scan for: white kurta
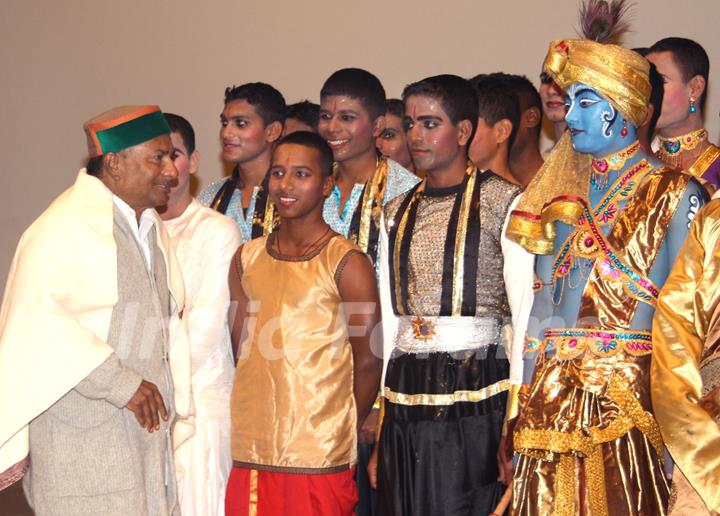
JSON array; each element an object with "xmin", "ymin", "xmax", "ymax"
[{"xmin": 165, "ymin": 199, "xmax": 241, "ymax": 516}]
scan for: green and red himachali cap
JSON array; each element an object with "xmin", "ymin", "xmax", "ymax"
[{"xmin": 84, "ymin": 105, "xmax": 171, "ymax": 157}]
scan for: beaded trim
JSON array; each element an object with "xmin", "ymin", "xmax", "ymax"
[
  {"xmin": 524, "ymin": 335, "xmax": 542, "ymax": 354},
  {"xmin": 571, "ymin": 203, "xmax": 660, "ymax": 304},
  {"xmin": 550, "ymin": 160, "xmax": 653, "ymax": 303},
  {"xmin": 591, "ymin": 141, "xmax": 641, "ymax": 174},
  {"xmin": 656, "ymin": 129, "xmax": 710, "ymax": 169},
  {"xmin": 658, "ymin": 128, "xmax": 707, "ymax": 155},
  {"xmin": 541, "ymin": 328, "xmax": 652, "ymax": 359},
  {"xmin": 0, "ymin": 455, "xmax": 29, "ymax": 490}
]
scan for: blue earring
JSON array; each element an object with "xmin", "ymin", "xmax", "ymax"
[{"xmin": 689, "ymin": 98, "xmax": 697, "ymax": 114}]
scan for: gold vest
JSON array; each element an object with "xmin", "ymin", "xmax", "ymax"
[{"xmin": 231, "ymin": 234, "xmax": 360, "ymax": 473}]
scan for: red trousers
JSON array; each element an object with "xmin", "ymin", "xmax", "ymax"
[{"xmin": 225, "ymin": 466, "xmax": 358, "ymax": 516}]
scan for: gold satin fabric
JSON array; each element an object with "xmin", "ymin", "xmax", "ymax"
[
  {"xmin": 506, "ymin": 132, "xmax": 591, "ymax": 255},
  {"xmin": 688, "ymin": 144, "xmax": 720, "ymax": 180},
  {"xmin": 579, "ymin": 169, "xmax": 690, "ymax": 329},
  {"xmin": 356, "ymin": 156, "xmax": 388, "ymax": 253},
  {"xmin": 513, "ymin": 352, "xmax": 668, "ymax": 515},
  {"xmin": 513, "ymin": 171, "xmax": 691, "ymax": 514},
  {"xmin": 669, "ymin": 468, "xmax": 717, "ymax": 515},
  {"xmin": 231, "ymin": 235, "xmax": 359, "ymax": 472},
  {"xmin": 652, "ymin": 199, "xmax": 720, "ymax": 513}
]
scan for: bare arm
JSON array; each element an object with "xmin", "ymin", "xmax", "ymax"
[
  {"xmin": 337, "ymin": 251, "xmax": 383, "ymax": 431},
  {"xmin": 228, "ymin": 245, "xmax": 249, "ymax": 362}
]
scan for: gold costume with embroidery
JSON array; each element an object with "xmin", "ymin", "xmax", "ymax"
[
  {"xmin": 652, "ymin": 199, "xmax": 720, "ymax": 515},
  {"xmin": 656, "ymin": 130, "xmax": 720, "ymax": 195},
  {"xmin": 513, "ymin": 169, "xmax": 690, "ymax": 515},
  {"xmin": 507, "ymin": 32, "xmax": 695, "ymax": 515}
]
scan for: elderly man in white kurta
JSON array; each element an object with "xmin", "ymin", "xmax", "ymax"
[
  {"xmin": 160, "ymin": 113, "xmax": 241, "ymax": 516},
  {"xmin": 0, "ymin": 105, "xmax": 192, "ymax": 516}
]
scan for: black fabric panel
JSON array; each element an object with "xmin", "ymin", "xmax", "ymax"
[
  {"xmin": 439, "ymin": 174, "xmax": 469, "ymax": 316},
  {"xmin": 378, "ymin": 349, "xmax": 507, "ymax": 516},
  {"xmin": 210, "ymin": 167, "xmax": 239, "ymax": 214},
  {"xmin": 348, "ymin": 183, "xmax": 368, "ymax": 242},
  {"xmin": 383, "ymin": 347, "xmax": 508, "ymax": 421},
  {"xmin": 388, "ymin": 183, "xmax": 423, "ymax": 316},
  {"xmin": 355, "ymin": 442, "xmax": 378, "ymax": 516},
  {"xmin": 460, "ymin": 172, "xmax": 489, "ymax": 316},
  {"xmin": 250, "ymin": 175, "xmax": 271, "ymax": 238}
]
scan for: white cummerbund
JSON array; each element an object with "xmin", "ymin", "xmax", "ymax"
[{"xmin": 395, "ymin": 315, "xmax": 506, "ymax": 354}]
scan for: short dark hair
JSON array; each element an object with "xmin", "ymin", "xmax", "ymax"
[
  {"xmin": 646, "ymin": 62, "xmax": 664, "ymax": 136},
  {"xmin": 633, "ymin": 48, "xmax": 664, "ymax": 135},
  {"xmin": 164, "ymin": 113, "xmax": 196, "ymax": 155},
  {"xmin": 649, "ymin": 37, "xmax": 710, "ymax": 110},
  {"xmin": 286, "ymin": 101, "xmax": 320, "ymax": 131},
  {"xmin": 483, "ymin": 73, "xmax": 541, "ymax": 112},
  {"xmin": 275, "ymin": 131, "xmax": 334, "ymax": 177},
  {"xmin": 385, "ymin": 98, "xmax": 404, "ymax": 118},
  {"xmin": 469, "ymin": 74, "xmax": 520, "ymax": 148},
  {"xmin": 86, "ymin": 155, "xmax": 104, "ymax": 177},
  {"xmin": 224, "ymin": 82, "xmax": 287, "ymax": 126},
  {"xmin": 402, "ymin": 74, "xmax": 479, "ymax": 144},
  {"xmin": 491, "ymin": 73, "xmax": 542, "ymax": 141},
  {"xmin": 320, "ymin": 68, "xmax": 386, "ymax": 120}
]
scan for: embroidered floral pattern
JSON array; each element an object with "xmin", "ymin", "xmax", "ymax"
[
  {"xmin": 598, "ymin": 203, "xmax": 616, "ymax": 223},
  {"xmin": 541, "ymin": 328, "xmax": 652, "ymax": 360},
  {"xmin": 598, "ymin": 258, "xmax": 620, "ymax": 279},
  {"xmin": 550, "ymin": 160, "xmax": 655, "ymax": 303}
]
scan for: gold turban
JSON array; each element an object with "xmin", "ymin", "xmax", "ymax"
[
  {"xmin": 545, "ymin": 39, "xmax": 650, "ymax": 127},
  {"xmin": 506, "ymin": 39, "xmax": 651, "ymax": 254}
]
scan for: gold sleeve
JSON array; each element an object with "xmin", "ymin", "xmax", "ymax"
[{"xmin": 652, "ymin": 201, "xmax": 720, "ymax": 513}]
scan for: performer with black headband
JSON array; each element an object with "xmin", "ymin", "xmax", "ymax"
[
  {"xmin": 197, "ymin": 82, "xmax": 286, "ymax": 241},
  {"xmin": 373, "ymin": 74, "xmax": 534, "ymax": 515}
]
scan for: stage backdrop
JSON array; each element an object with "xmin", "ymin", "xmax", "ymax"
[{"xmin": 1, "ymin": 0, "xmax": 718, "ymax": 287}]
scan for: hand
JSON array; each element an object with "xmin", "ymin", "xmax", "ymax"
[
  {"xmin": 126, "ymin": 380, "xmax": 168, "ymax": 432},
  {"xmin": 497, "ymin": 418, "xmax": 517, "ymax": 485},
  {"xmin": 367, "ymin": 444, "xmax": 379, "ymax": 489},
  {"xmin": 359, "ymin": 409, "xmax": 379, "ymax": 445}
]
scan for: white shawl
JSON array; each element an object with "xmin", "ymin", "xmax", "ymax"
[{"xmin": 0, "ymin": 170, "xmax": 192, "ymax": 482}]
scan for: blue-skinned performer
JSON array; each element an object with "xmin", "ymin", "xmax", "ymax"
[{"xmin": 504, "ymin": 2, "xmax": 709, "ymax": 514}]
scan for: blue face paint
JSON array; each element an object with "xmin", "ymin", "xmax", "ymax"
[{"xmin": 565, "ymin": 82, "xmax": 634, "ymax": 157}]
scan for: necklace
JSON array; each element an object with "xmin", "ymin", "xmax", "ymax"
[
  {"xmin": 591, "ymin": 141, "xmax": 641, "ymax": 189},
  {"xmin": 550, "ymin": 159, "xmax": 653, "ymax": 305},
  {"xmin": 657, "ymin": 129, "xmax": 708, "ymax": 168},
  {"xmin": 276, "ymin": 226, "xmax": 331, "ymax": 257}
]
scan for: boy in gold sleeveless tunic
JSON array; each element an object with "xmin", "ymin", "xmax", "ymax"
[{"xmin": 226, "ymin": 131, "xmax": 382, "ymax": 515}]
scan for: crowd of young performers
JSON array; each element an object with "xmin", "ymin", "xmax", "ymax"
[{"xmin": 2, "ymin": 0, "xmax": 720, "ymax": 514}]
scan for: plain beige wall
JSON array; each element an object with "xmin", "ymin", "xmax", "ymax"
[{"xmin": 1, "ymin": 0, "xmax": 718, "ymax": 288}]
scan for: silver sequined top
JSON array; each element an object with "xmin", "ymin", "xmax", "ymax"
[{"xmin": 384, "ymin": 173, "xmax": 520, "ymax": 318}]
